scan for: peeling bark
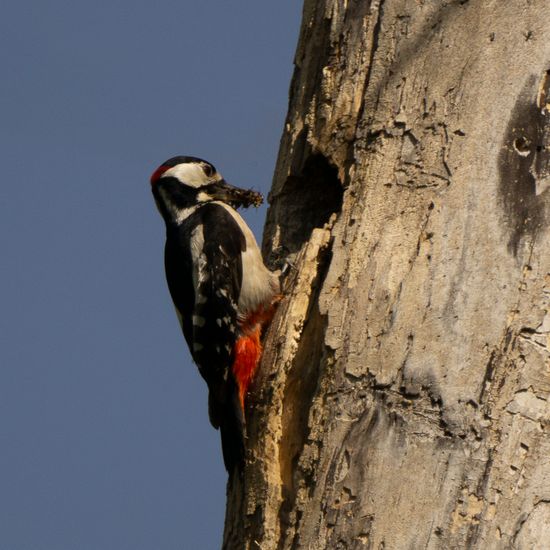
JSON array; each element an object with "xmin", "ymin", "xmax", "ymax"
[{"xmin": 224, "ymin": 1, "xmax": 550, "ymax": 548}]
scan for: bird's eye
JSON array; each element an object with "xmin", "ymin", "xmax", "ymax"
[{"xmin": 202, "ymin": 164, "xmax": 215, "ymax": 177}]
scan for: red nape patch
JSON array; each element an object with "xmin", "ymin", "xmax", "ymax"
[
  {"xmin": 232, "ymin": 327, "xmax": 262, "ymax": 410},
  {"xmin": 150, "ymin": 165, "xmax": 168, "ymax": 185}
]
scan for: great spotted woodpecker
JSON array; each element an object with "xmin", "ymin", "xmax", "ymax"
[{"xmin": 150, "ymin": 156, "xmax": 280, "ymax": 471}]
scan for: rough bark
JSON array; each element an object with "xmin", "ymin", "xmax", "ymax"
[{"xmin": 224, "ymin": 1, "xmax": 550, "ymax": 548}]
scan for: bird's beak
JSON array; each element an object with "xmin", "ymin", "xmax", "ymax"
[{"xmin": 207, "ymin": 180, "xmax": 263, "ymax": 209}]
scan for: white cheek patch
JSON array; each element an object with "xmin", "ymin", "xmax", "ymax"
[{"xmin": 161, "ymin": 163, "xmax": 209, "ymax": 188}]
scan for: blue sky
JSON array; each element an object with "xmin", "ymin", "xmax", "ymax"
[{"xmin": 0, "ymin": 2, "xmax": 301, "ymax": 548}]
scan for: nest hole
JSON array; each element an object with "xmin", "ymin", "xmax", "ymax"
[{"xmin": 275, "ymin": 154, "xmax": 343, "ymax": 254}]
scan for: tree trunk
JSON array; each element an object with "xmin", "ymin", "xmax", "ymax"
[{"xmin": 224, "ymin": 1, "xmax": 550, "ymax": 548}]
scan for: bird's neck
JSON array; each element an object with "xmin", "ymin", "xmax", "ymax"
[{"xmin": 153, "ymin": 180, "xmax": 202, "ymax": 225}]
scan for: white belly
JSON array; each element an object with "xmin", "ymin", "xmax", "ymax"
[{"xmin": 215, "ymin": 202, "xmax": 279, "ymax": 318}]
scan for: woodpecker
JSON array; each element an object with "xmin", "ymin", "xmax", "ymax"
[{"xmin": 150, "ymin": 155, "xmax": 279, "ymax": 471}]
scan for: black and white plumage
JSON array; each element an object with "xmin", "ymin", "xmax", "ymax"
[{"xmin": 150, "ymin": 156, "xmax": 279, "ymax": 471}]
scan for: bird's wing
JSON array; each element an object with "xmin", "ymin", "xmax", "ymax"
[
  {"xmin": 189, "ymin": 204, "xmax": 247, "ymax": 471},
  {"xmin": 189, "ymin": 203, "xmax": 244, "ymax": 390},
  {"xmin": 164, "ymin": 225, "xmax": 196, "ymax": 352}
]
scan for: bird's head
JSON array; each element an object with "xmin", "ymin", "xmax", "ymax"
[{"xmin": 150, "ymin": 156, "xmax": 263, "ymax": 216}]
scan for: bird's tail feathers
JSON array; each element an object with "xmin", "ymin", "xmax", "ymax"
[{"xmin": 219, "ymin": 386, "xmax": 246, "ymax": 472}]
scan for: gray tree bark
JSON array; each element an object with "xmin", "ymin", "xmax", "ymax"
[{"xmin": 224, "ymin": 1, "xmax": 550, "ymax": 548}]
